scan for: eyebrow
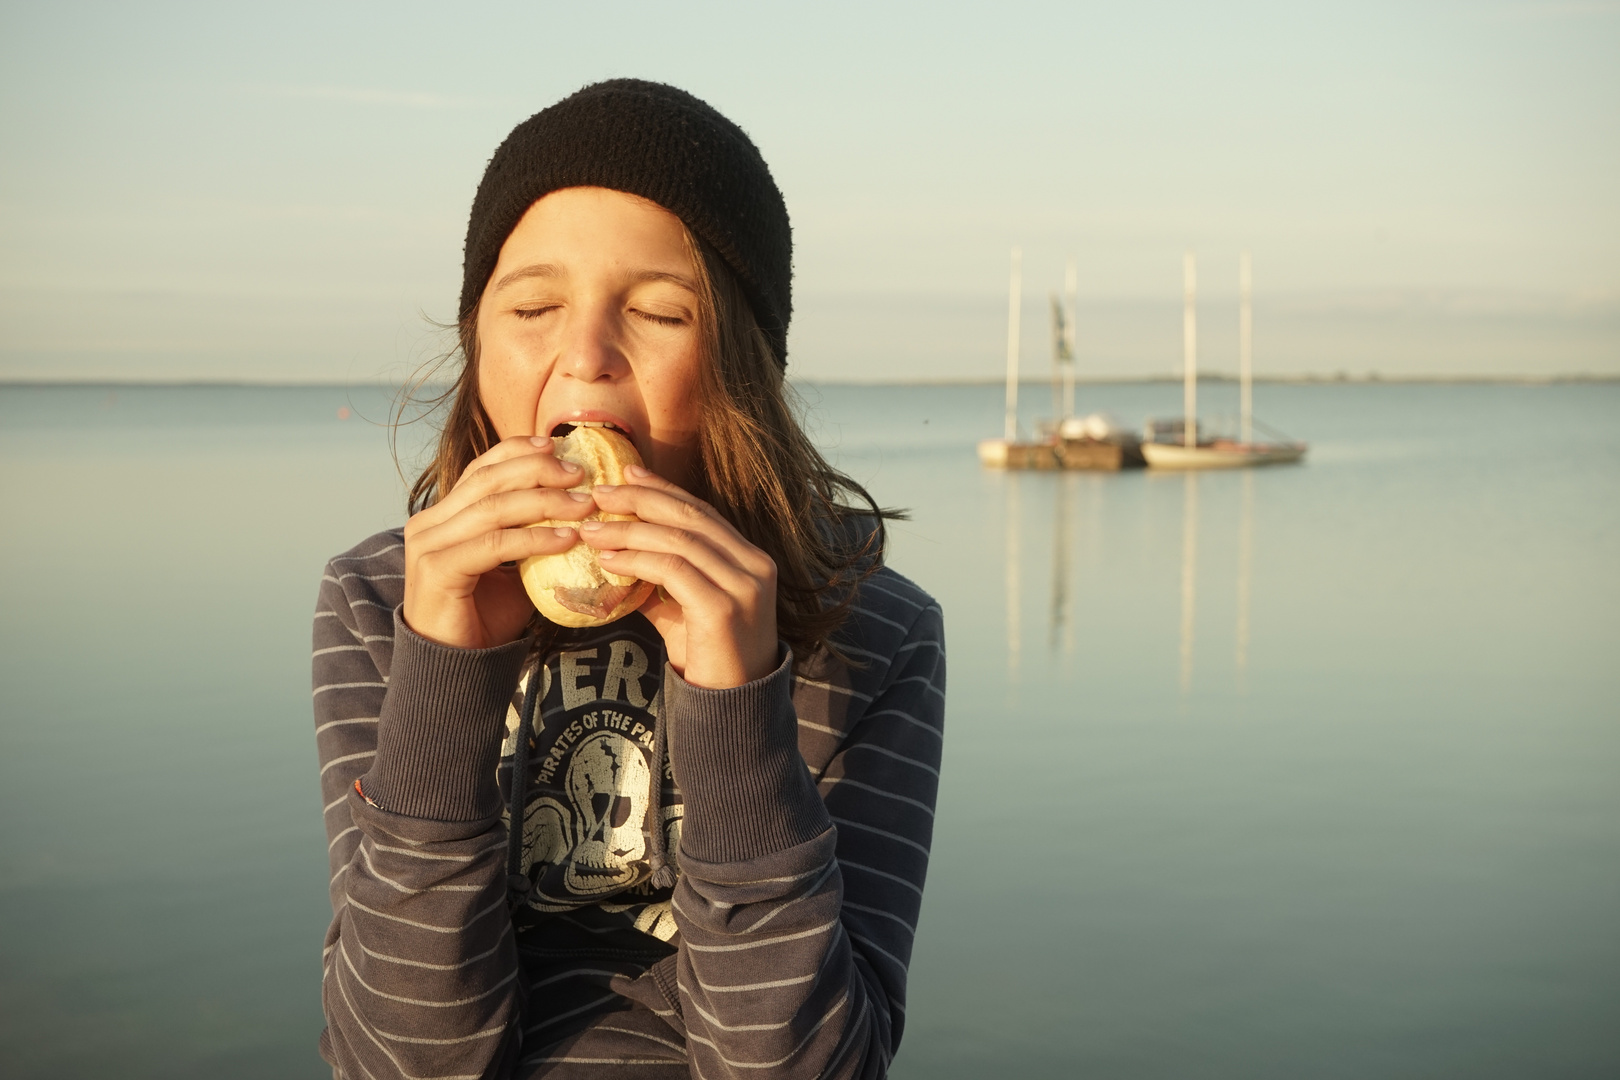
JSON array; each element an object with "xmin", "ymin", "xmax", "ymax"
[
  {"xmin": 492, "ymin": 263, "xmax": 561, "ymax": 292},
  {"xmin": 491, "ymin": 263, "xmax": 700, "ymax": 294}
]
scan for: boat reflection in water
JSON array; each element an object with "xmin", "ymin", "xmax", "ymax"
[
  {"xmin": 1179, "ymin": 472, "xmax": 1200, "ymax": 694},
  {"xmin": 1000, "ymin": 463, "xmax": 1262, "ymax": 697},
  {"xmin": 1004, "ymin": 471, "xmax": 1021, "ymax": 674},
  {"xmin": 1236, "ymin": 471, "xmax": 1254, "ymax": 689},
  {"xmin": 1049, "ymin": 472, "xmax": 1074, "ymax": 654},
  {"xmin": 1175, "ymin": 470, "xmax": 1259, "ymax": 696}
]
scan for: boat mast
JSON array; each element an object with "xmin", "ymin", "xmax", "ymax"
[
  {"xmin": 1240, "ymin": 250, "xmax": 1253, "ymax": 446},
  {"xmin": 1049, "ymin": 293, "xmax": 1064, "ymax": 423},
  {"xmin": 1063, "ymin": 256, "xmax": 1078, "ymax": 421},
  {"xmin": 1183, "ymin": 250, "xmax": 1197, "ymax": 449},
  {"xmin": 1004, "ymin": 247, "xmax": 1022, "ymax": 442}
]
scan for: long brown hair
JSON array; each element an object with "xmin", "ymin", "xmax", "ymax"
[{"xmin": 399, "ymin": 228, "xmax": 901, "ymax": 662}]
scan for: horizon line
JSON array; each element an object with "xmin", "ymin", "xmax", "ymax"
[{"xmin": 3, "ymin": 372, "xmax": 1618, "ymax": 390}]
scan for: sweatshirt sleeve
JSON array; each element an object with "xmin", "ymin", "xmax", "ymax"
[
  {"xmin": 648, "ymin": 597, "xmax": 946, "ymax": 1080},
  {"xmin": 313, "ymin": 559, "xmax": 531, "ymax": 1080}
]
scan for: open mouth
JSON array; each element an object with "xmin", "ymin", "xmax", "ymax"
[{"xmin": 551, "ymin": 420, "xmax": 631, "ymax": 439}]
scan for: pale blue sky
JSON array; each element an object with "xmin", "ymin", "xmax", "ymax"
[{"xmin": 1, "ymin": 0, "xmax": 1615, "ymax": 381}]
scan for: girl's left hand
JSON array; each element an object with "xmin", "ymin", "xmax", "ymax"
[{"xmin": 581, "ymin": 466, "xmax": 778, "ymax": 689}]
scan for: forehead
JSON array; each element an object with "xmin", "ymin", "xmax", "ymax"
[{"xmin": 493, "ymin": 187, "xmax": 694, "ymax": 277}]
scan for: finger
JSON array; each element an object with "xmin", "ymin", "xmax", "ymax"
[
  {"xmin": 616, "ymin": 463, "xmax": 705, "ymax": 501},
  {"xmin": 413, "ymin": 439, "xmax": 572, "ymax": 530},
  {"xmin": 588, "ymin": 548, "xmax": 735, "ymax": 617},
  {"xmin": 426, "ymin": 441, "xmax": 587, "ymax": 522},
  {"xmin": 417, "ymin": 525, "xmax": 580, "ymax": 586},
  {"xmin": 577, "ymin": 518, "xmax": 758, "ymax": 596},
  {"xmin": 595, "ymin": 467, "xmax": 721, "ymax": 522},
  {"xmin": 458, "ymin": 438, "xmax": 586, "ymax": 493},
  {"xmin": 444, "ymin": 435, "xmax": 561, "ymax": 496},
  {"xmin": 414, "ymin": 488, "xmax": 596, "ymax": 554},
  {"xmin": 590, "ymin": 482, "xmax": 771, "ymax": 576},
  {"xmin": 464, "ymin": 434, "xmax": 560, "ymax": 475}
]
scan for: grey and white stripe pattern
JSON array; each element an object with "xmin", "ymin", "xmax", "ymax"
[{"xmin": 314, "ymin": 528, "xmax": 945, "ymax": 1078}]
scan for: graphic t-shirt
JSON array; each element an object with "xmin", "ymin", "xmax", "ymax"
[{"xmin": 500, "ymin": 614, "xmax": 684, "ymax": 942}]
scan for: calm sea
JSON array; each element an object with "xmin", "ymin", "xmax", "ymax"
[{"xmin": 1, "ymin": 381, "xmax": 1616, "ymax": 1078}]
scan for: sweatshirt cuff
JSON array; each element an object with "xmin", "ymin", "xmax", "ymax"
[
  {"xmin": 358, "ymin": 608, "xmax": 530, "ymax": 823},
  {"xmin": 665, "ymin": 647, "xmax": 832, "ymax": 864}
]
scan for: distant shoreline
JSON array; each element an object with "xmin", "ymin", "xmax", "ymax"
[
  {"xmin": 806, "ymin": 372, "xmax": 1620, "ymax": 387},
  {"xmin": 4, "ymin": 373, "xmax": 1618, "ymax": 389}
]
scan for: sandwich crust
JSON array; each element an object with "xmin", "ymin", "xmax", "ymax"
[{"xmin": 519, "ymin": 426, "xmax": 656, "ymax": 627}]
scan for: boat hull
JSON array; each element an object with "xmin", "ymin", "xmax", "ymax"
[
  {"xmin": 979, "ymin": 438, "xmax": 1140, "ymax": 471},
  {"xmin": 1141, "ymin": 442, "xmax": 1307, "ymax": 469}
]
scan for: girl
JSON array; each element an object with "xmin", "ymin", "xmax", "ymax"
[{"xmin": 313, "ymin": 80, "xmax": 945, "ymax": 1079}]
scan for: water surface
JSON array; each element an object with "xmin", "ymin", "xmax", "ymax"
[{"xmin": 1, "ymin": 381, "xmax": 1615, "ymax": 1078}]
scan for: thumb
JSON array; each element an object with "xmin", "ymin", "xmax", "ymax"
[
  {"xmin": 638, "ymin": 587, "xmax": 687, "ymax": 671},
  {"xmin": 639, "ymin": 585, "xmax": 682, "ymax": 631}
]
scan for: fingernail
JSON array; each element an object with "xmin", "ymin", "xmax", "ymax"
[
  {"xmin": 626, "ymin": 464, "xmax": 649, "ymax": 478},
  {"xmin": 594, "ymin": 484, "xmax": 616, "ymax": 493},
  {"xmin": 553, "ymin": 527, "xmax": 574, "ymax": 537},
  {"xmin": 597, "ymin": 549, "xmax": 615, "ymax": 560},
  {"xmin": 560, "ymin": 461, "xmax": 581, "ymax": 473},
  {"xmin": 568, "ymin": 491, "xmax": 591, "ymax": 502},
  {"xmin": 529, "ymin": 436, "xmax": 553, "ymax": 449},
  {"xmin": 580, "ymin": 521, "xmax": 603, "ymax": 531}
]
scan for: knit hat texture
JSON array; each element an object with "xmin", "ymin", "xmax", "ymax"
[{"xmin": 461, "ymin": 79, "xmax": 793, "ymax": 365}]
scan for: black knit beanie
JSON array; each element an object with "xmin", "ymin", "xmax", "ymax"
[{"xmin": 461, "ymin": 79, "xmax": 793, "ymax": 365}]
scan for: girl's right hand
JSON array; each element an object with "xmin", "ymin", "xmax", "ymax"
[{"xmin": 402, "ymin": 436, "xmax": 595, "ymax": 650}]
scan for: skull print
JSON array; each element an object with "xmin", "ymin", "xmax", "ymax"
[{"xmin": 565, "ymin": 731, "xmax": 650, "ymax": 894}]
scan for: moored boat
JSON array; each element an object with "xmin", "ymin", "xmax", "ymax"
[
  {"xmin": 1140, "ymin": 439, "xmax": 1305, "ymax": 468},
  {"xmin": 980, "ymin": 252, "xmax": 1145, "ymax": 471},
  {"xmin": 1143, "ymin": 251, "xmax": 1307, "ymax": 470}
]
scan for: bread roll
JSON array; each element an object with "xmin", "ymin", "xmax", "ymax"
[{"xmin": 519, "ymin": 425, "xmax": 656, "ymax": 627}]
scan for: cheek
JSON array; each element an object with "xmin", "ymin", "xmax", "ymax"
[
  {"xmin": 647, "ymin": 346, "xmax": 705, "ymax": 431},
  {"xmin": 474, "ymin": 338, "xmax": 542, "ymax": 440},
  {"xmin": 641, "ymin": 351, "xmax": 706, "ymax": 486}
]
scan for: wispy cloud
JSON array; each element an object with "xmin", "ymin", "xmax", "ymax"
[{"xmin": 249, "ymin": 84, "xmax": 501, "ymax": 109}]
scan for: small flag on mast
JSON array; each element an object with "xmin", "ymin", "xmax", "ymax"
[{"xmin": 1050, "ymin": 294, "xmax": 1074, "ymax": 362}]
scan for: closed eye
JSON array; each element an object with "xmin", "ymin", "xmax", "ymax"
[
  {"xmin": 633, "ymin": 309, "xmax": 687, "ymax": 327},
  {"xmin": 513, "ymin": 305, "xmax": 559, "ymax": 320}
]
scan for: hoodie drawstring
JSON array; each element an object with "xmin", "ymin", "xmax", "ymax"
[
  {"xmin": 505, "ymin": 660, "xmax": 541, "ymax": 909},
  {"xmin": 645, "ymin": 707, "xmax": 676, "ymax": 891}
]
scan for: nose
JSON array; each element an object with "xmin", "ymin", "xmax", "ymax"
[{"xmin": 556, "ymin": 300, "xmax": 629, "ymax": 384}]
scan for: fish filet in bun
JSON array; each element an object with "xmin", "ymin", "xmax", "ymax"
[{"xmin": 520, "ymin": 423, "xmax": 656, "ymax": 627}]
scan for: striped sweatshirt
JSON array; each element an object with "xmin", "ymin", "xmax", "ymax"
[{"xmin": 312, "ymin": 529, "xmax": 946, "ymax": 1079}]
